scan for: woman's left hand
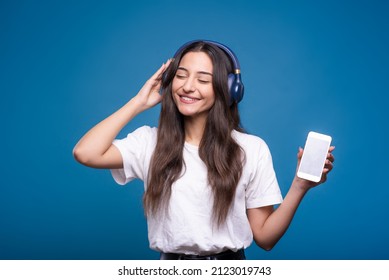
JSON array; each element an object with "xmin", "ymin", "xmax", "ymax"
[{"xmin": 294, "ymin": 146, "xmax": 335, "ymax": 190}]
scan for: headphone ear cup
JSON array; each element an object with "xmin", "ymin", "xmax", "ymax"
[{"xmin": 228, "ymin": 73, "xmax": 244, "ymax": 103}]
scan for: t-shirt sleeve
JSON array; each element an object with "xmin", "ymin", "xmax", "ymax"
[
  {"xmin": 245, "ymin": 140, "xmax": 283, "ymax": 209},
  {"xmin": 110, "ymin": 126, "xmax": 156, "ymax": 185}
]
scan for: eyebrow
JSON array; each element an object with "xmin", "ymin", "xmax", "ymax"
[{"xmin": 177, "ymin": 67, "xmax": 213, "ymax": 76}]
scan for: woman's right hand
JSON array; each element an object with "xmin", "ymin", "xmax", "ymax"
[{"xmin": 133, "ymin": 59, "xmax": 172, "ymax": 111}]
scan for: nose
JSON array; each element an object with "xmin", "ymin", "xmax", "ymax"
[{"xmin": 183, "ymin": 77, "xmax": 195, "ymax": 93}]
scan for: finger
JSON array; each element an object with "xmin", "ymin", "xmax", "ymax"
[
  {"xmin": 325, "ymin": 146, "xmax": 335, "ymax": 162},
  {"xmin": 327, "ymin": 152, "xmax": 335, "ymax": 163},
  {"xmin": 154, "ymin": 64, "xmax": 167, "ymax": 81},
  {"xmin": 150, "ymin": 59, "xmax": 172, "ymax": 82},
  {"xmin": 321, "ymin": 174, "xmax": 327, "ymax": 183},
  {"xmin": 164, "ymin": 57, "xmax": 173, "ymax": 68},
  {"xmin": 156, "ymin": 58, "xmax": 174, "ymax": 80},
  {"xmin": 297, "ymin": 147, "xmax": 303, "ymax": 159},
  {"xmin": 323, "ymin": 160, "xmax": 333, "ymax": 172}
]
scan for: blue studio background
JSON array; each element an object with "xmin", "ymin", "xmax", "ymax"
[{"xmin": 1, "ymin": 0, "xmax": 388, "ymax": 260}]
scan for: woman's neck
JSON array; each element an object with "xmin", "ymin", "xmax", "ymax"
[{"xmin": 184, "ymin": 116, "xmax": 207, "ymax": 146}]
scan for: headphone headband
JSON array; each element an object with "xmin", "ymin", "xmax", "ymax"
[{"xmin": 173, "ymin": 40, "xmax": 241, "ymax": 72}]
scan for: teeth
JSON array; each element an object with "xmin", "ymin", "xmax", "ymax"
[{"xmin": 181, "ymin": 96, "xmax": 196, "ymax": 101}]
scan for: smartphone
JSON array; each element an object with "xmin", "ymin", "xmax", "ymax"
[{"xmin": 297, "ymin": 131, "xmax": 332, "ymax": 182}]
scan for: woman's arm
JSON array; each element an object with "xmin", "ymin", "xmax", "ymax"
[
  {"xmin": 73, "ymin": 60, "xmax": 171, "ymax": 169},
  {"xmin": 247, "ymin": 146, "xmax": 335, "ymax": 251}
]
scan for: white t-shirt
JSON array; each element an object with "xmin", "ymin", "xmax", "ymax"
[{"xmin": 111, "ymin": 126, "xmax": 283, "ymax": 255}]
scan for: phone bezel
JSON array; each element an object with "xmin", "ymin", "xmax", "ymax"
[{"xmin": 297, "ymin": 131, "xmax": 332, "ymax": 182}]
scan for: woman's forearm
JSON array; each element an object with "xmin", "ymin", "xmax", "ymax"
[
  {"xmin": 248, "ymin": 177, "xmax": 309, "ymax": 251},
  {"xmin": 72, "ymin": 97, "xmax": 144, "ymax": 167},
  {"xmin": 261, "ymin": 179, "xmax": 307, "ymax": 250}
]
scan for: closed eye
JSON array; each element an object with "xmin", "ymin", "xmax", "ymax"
[{"xmin": 175, "ymin": 74, "xmax": 187, "ymax": 79}]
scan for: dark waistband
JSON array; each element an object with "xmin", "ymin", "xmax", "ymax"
[{"xmin": 160, "ymin": 249, "xmax": 246, "ymax": 260}]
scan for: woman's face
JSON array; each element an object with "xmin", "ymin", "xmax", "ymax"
[{"xmin": 172, "ymin": 51, "xmax": 215, "ymax": 120}]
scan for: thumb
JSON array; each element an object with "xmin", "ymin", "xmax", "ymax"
[
  {"xmin": 296, "ymin": 147, "xmax": 304, "ymax": 170},
  {"xmin": 297, "ymin": 147, "xmax": 304, "ymax": 159}
]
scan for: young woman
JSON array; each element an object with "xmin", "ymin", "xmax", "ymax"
[{"xmin": 73, "ymin": 40, "xmax": 335, "ymax": 260}]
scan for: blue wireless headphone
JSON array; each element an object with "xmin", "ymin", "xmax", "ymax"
[{"xmin": 172, "ymin": 40, "xmax": 244, "ymax": 103}]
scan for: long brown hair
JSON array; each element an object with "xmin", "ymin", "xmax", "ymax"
[{"xmin": 144, "ymin": 42, "xmax": 244, "ymax": 226}]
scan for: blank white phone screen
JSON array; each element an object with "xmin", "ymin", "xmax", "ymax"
[{"xmin": 299, "ymin": 136, "xmax": 329, "ymax": 178}]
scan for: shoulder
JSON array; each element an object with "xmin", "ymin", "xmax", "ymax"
[
  {"xmin": 116, "ymin": 125, "xmax": 158, "ymax": 148},
  {"xmin": 232, "ymin": 130, "xmax": 269, "ymax": 151},
  {"xmin": 131, "ymin": 125, "xmax": 158, "ymax": 138},
  {"xmin": 232, "ymin": 130, "xmax": 274, "ymax": 163}
]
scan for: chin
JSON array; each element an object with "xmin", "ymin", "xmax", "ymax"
[{"xmin": 178, "ymin": 108, "xmax": 198, "ymax": 117}]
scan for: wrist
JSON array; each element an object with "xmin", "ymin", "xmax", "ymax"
[
  {"xmin": 291, "ymin": 176, "xmax": 312, "ymax": 194},
  {"xmin": 129, "ymin": 96, "xmax": 148, "ymax": 114}
]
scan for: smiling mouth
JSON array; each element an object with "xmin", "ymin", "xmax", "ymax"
[{"xmin": 179, "ymin": 95, "xmax": 200, "ymax": 104}]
